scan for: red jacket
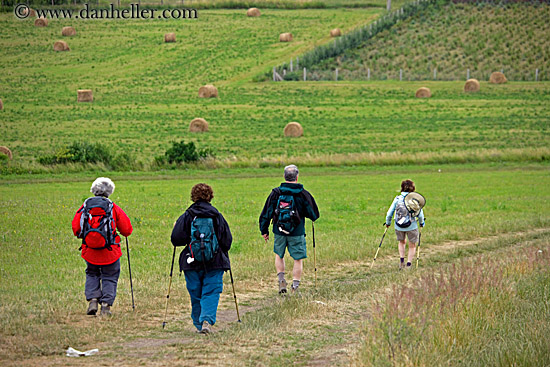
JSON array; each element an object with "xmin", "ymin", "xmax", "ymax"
[{"xmin": 72, "ymin": 200, "xmax": 133, "ymax": 265}]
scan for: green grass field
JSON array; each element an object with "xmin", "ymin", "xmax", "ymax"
[
  {"xmin": 1, "ymin": 164, "xmax": 550, "ymax": 365},
  {"xmin": 308, "ymin": 2, "xmax": 550, "ymax": 81}
]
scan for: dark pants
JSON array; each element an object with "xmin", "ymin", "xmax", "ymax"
[
  {"xmin": 85, "ymin": 259, "xmax": 120, "ymax": 306},
  {"xmin": 184, "ymin": 269, "xmax": 224, "ymax": 331}
]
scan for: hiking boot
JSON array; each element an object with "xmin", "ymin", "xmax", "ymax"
[
  {"xmin": 200, "ymin": 321, "xmax": 212, "ymax": 334},
  {"xmin": 100, "ymin": 302, "xmax": 112, "ymax": 316},
  {"xmin": 86, "ymin": 298, "xmax": 99, "ymax": 315},
  {"xmin": 278, "ymin": 279, "xmax": 287, "ymax": 294},
  {"xmin": 291, "ymin": 286, "xmax": 299, "ymax": 295}
]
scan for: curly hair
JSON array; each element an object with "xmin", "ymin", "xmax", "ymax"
[
  {"xmin": 401, "ymin": 179, "xmax": 415, "ymax": 193},
  {"xmin": 191, "ymin": 183, "xmax": 214, "ymax": 203},
  {"xmin": 90, "ymin": 177, "xmax": 115, "ymax": 197}
]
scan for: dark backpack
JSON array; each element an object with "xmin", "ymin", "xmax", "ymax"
[
  {"xmin": 274, "ymin": 193, "xmax": 301, "ymax": 235},
  {"xmin": 189, "ymin": 217, "xmax": 219, "ymax": 263},
  {"xmin": 78, "ymin": 196, "xmax": 117, "ymax": 250},
  {"xmin": 395, "ymin": 194, "xmax": 413, "ymax": 229}
]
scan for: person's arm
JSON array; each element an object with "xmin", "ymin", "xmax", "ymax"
[
  {"xmin": 217, "ymin": 213, "xmax": 233, "ymax": 252},
  {"xmin": 171, "ymin": 213, "xmax": 191, "ymax": 247},
  {"xmin": 301, "ymin": 190, "xmax": 320, "ymax": 222},
  {"xmin": 385, "ymin": 197, "xmax": 398, "ymax": 226},
  {"xmin": 114, "ymin": 204, "xmax": 133, "ymax": 237},
  {"xmin": 259, "ymin": 189, "xmax": 278, "ymax": 236},
  {"xmin": 418, "ymin": 209, "xmax": 425, "ymax": 227},
  {"xmin": 71, "ymin": 205, "xmax": 84, "ymax": 237}
]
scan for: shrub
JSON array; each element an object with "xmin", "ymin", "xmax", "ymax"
[
  {"xmin": 155, "ymin": 140, "xmax": 213, "ymax": 166},
  {"xmin": 38, "ymin": 141, "xmax": 112, "ymax": 165}
]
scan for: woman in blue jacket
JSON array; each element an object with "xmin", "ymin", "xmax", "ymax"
[{"xmin": 385, "ymin": 179, "xmax": 425, "ymax": 270}]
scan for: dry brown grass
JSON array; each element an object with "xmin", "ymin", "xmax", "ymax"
[
  {"xmin": 489, "ymin": 71, "xmax": 507, "ymax": 84},
  {"xmin": 0, "ymin": 146, "xmax": 13, "ymax": 159},
  {"xmin": 61, "ymin": 26, "xmax": 76, "ymax": 36},
  {"xmin": 464, "ymin": 78, "xmax": 480, "ymax": 92},
  {"xmin": 164, "ymin": 33, "xmax": 176, "ymax": 43},
  {"xmin": 330, "ymin": 28, "xmax": 342, "ymax": 37},
  {"xmin": 198, "ymin": 84, "xmax": 218, "ymax": 98},
  {"xmin": 77, "ymin": 89, "xmax": 93, "ymax": 102},
  {"xmin": 189, "ymin": 118, "xmax": 209, "ymax": 132},
  {"xmin": 279, "ymin": 32, "xmax": 293, "ymax": 42},
  {"xmin": 284, "ymin": 122, "xmax": 303, "ymax": 137},
  {"xmin": 53, "ymin": 41, "xmax": 70, "ymax": 52},
  {"xmin": 415, "ymin": 87, "xmax": 432, "ymax": 98},
  {"xmin": 34, "ymin": 17, "xmax": 48, "ymax": 27},
  {"xmin": 246, "ymin": 8, "xmax": 261, "ymax": 17}
]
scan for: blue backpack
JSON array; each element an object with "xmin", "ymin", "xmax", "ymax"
[
  {"xmin": 274, "ymin": 194, "xmax": 300, "ymax": 235},
  {"xmin": 189, "ymin": 217, "xmax": 219, "ymax": 263}
]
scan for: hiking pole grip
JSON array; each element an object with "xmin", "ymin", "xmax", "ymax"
[
  {"xmin": 125, "ymin": 237, "xmax": 135, "ymax": 311},
  {"xmin": 229, "ymin": 268, "xmax": 241, "ymax": 322},
  {"xmin": 312, "ymin": 221, "xmax": 317, "ymax": 288},
  {"xmin": 162, "ymin": 246, "xmax": 177, "ymax": 329},
  {"xmin": 371, "ymin": 226, "xmax": 388, "ymax": 269}
]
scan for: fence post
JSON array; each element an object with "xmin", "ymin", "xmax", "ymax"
[
  {"xmin": 290, "ymin": 59, "xmax": 293, "ymax": 72},
  {"xmin": 433, "ymin": 68, "xmax": 437, "ymax": 80},
  {"xmin": 467, "ymin": 68, "xmax": 470, "ymax": 80},
  {"xmin": 335, "ymin": 68, "xmax": 339, "ymax": 81},
  {"xmin": 283, "ymin": 69, "xmax": 286, "ymax": 76},
  {"xmin": 535, "ymin": 68, "xmax": 539, "ymax": 81},
  {"xmin": 386, "ymin": 0, "xmax": 391, "ymax": 11},
  {"xmin": 303, "ymin": 67, "xmax": 306, "ymax": 81},
  {"xmin": 273, "ymin": 67, "xmax": 276, "ymax": 82},
  {"xmin": 296, "ymin": 57, "xmax": 299, "ymax": 70},
  {"xmin": 399, "ymin": 68, "xmax": 402, "ymax": 81},
  {"xmin": 368, "ymin": 68, "xmax": 371, "ymax": 80}
]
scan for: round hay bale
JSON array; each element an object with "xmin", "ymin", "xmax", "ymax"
[
  {"xmin": 34, "ymin": 17, "xmax": 48, "ymax": 27},
  {"xmin": 164, "ymin": 33, "xmax": 176, "ymax": 43},
  {"xmin": 279, "ymin": 33, "xmax": 293, "ymax": 42},
  {"xmin": 53, "ymin": 40, "xmax": 70, "ymax": 52},
  {"xmin": 77, "ymin": 89, "xmax": 93, "ymax": 102},
  {"xmin": 284, "ymin": 122, "xmax": 303, "ymax": 138},
  {"xmin": 23, "ymin": 8, "xmax": 37, "ymax": 17},
  {"xmin": 0, "ymin": 146, "xmax": 13, "ymax": 159},
  {"xmin": 330, "ymin": 28, "xmax": 342, "ymax": 37},
  {"xmin": 198, "ymin": 84, "xmax": 218, "ymax": 98},
  {"xmin": 0, "ymin": 98, "xmax": 3, "ymax": 110},
  {"xmin": 415, "ymin": 87, "xmax": 432, "ymax": 98},
  {"xmin": 61, "ymin": 26, "xmax": 76, "ymax": 36},
  {"xmin": 189, "ymin": 118, "xmax": 209, "ymax": 132},
  {"xmin": 464, "ymin": 79, "xmax": 480, "ymax": 93},
  {"xmin": 246, "ymin": 7, "xmax": 261, "ymax": 17},
  {"xmin": 489, "ymin": 72, "xmax": 507, "ymax": 84}
]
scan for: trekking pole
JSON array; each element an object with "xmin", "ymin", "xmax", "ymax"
[
  {"xmin": 228, "ymin": 268, "xmax": 241, "ymax": 323},
  {"xmin": 416, "ymin": 226, "xmax": 422, "ymax": 269},
  {"xmin": 312, "ymin": 221, "xmax": 317, "ymax": 288},
  {"xmin": 162, "ymin": 246, "xmax": 176, "ymax": 329},
  {"xmin": 125, "ymin": 237, "xmax": 135, "ymax": 311},
  {"xmin": 370, "ymin": 226, "xmax": 389, "ymax": 269}
]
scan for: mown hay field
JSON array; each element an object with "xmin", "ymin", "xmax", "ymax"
[{"xmin": 1, "ymin": 164, "xmax": 549, "ymax": 365}]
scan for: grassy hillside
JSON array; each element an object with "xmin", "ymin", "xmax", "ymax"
[{"xmin": 308, "ymin": 1, "xmax": 550, "ymax": 81}]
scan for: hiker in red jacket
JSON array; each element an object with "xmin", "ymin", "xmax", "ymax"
[{"xmin": 72, "ymin": 177, "xmax": 133, "ymax": 316}]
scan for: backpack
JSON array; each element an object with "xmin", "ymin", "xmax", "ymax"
[
  {"xmin": 395, "ymin": 194, "xmax": 413, "ymax": 229},
  {"xmin": 189, "ymin": 217, "xmax": 219, "ymax": 263},
  {"xmin": 274, "ymin": 193, "xmax": 301, "ymax": 235},
  {"xmin": 78, "ymin": 196, "xmax": 117, "ymax": 250}
]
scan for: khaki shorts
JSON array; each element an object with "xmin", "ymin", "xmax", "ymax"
[{"xmin": 395, "ymin": 229, "xmax": 419, "ymax": 244}]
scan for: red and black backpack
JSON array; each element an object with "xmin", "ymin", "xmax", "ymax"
[{"xmin": 78, "ymin": 196, "xmax": 118, "ymax": 250}]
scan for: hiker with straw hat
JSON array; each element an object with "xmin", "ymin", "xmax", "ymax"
[{"xmin": 384, "ymin": 179, "xmax": 426, "ymax": 270}]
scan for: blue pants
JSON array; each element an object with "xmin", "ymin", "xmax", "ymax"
[
  {"xmin": 85, "ymin": 259, "xmax": 120, "ymax": 306},
  {"xmin": 184, "ymin": 269, "xmax": 224, "ymax": 331}
]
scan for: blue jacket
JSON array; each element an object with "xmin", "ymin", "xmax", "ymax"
[{"xmin": 386, "ymin": 192, "xmax": 425, "ymax": 231}]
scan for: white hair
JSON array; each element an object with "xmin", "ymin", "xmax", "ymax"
[
  {"xmin": 90, "ymin": 177, "xmax": 115, "ymax": 197},
  {"xmin": 284, "ymin": 164, "xmax": 299, "ymax": 182}
]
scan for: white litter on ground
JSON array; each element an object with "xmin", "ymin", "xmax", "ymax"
[
  {"xmin": 66, "ymin": 347, "xmax": 99, "ymax": 357},
  {"xmin": 312, "ymin": 300, "xmax": 327, "ymax": 306}
]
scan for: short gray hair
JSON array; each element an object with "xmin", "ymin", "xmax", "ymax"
[
  {"xmin": 90, "ymin": 177, "xmax": 115, "ymax": 197},
  {"xmin": 284, "ymin": 164, "xmax": 299, "ymax": 182}
]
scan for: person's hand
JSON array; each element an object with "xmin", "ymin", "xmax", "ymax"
[
  {"xmin": 262, "ymin": 233, "xmax": 269, "ymax": 243},
  {"xmin": 383, "ymin": 223, "xmax": 390, "ymax": 228}
]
